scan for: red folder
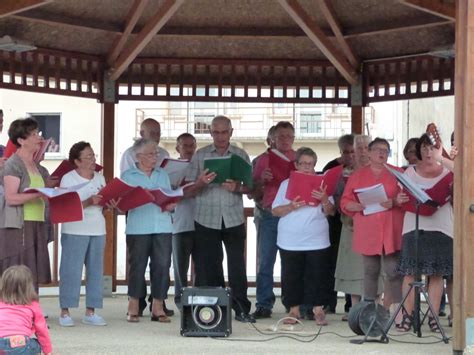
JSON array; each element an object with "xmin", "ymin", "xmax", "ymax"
[
  {"xmin": 51, "ymin": 160, "xmax": 103, "ymax": 181},
  {"xmin": 98, "ymin": 178, "xmax": 148, "ymax": 208},
  {"xmin": 33, "ymin": 138, "xmax": 52, "ymax": 162},
  {"xmin": 24, "ymin": 188, "xmax": 83, "ymax": 224},
  {"xmin": 3, "ymin": 139, "xmax": 17, "ymax": 158},
  {"xmin": 149, "ymin": 183, "xmax": 193, "ymax": 209},
  {"xmin": 322, "ymin": 165, "xmax": 343, "ymax": 196},
  {"xmin": 268, "ymin": 149, "xmax": 295, "ymax": 186},
  {"xmin": 48, "ymin": 193, "xmax": 83, "ymax": 223},
  {"xmin": 402, "ymin": 172, "xmax": 453, "ymax": 216},
  {"xmin": 286, "ymin": 171, "xmax": 324, "ymax": 206},
  {"xmin": 116, "ymin": 186, "xmax": 154, "ymax": 212}
]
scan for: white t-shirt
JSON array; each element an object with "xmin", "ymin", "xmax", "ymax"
[
  {"xmin": 60, "ymin": 170, "xmax": 106, "ymax": 236},
  {"xmin": 402, "ymin": 166, "xmax": 453, "ymax": 238},
  {"xmin": 272, "ymin": 179, "xmax": 332, "ymax": 251},
  {"xmin": 119, "ymin": 145, "xmax": 169, "ymax": 174}
]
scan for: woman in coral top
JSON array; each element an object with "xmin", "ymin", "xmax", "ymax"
[{"xmin": 340, "ymin": 137, "xmax": 405, "ymax": 311}]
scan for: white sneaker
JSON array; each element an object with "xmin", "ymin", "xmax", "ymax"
[
  {"xmin": 82, "ymin": 313, "xmax": 107, "ymax": 326},
  {"xmin": 59, "ymin": 314, "xmax": 75, "ymax": 327}
]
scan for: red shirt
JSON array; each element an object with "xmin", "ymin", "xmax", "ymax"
[
  {"xmin": 253, "ymin": 149, "xmax": 296, "ymax": 209},
  {"xmin": 340, "ymin": 164, "xmax": 404, "ymax": 256},
  {"xmin": 0, "ymin": 301, "xmax": 52, "ymax": 353}
]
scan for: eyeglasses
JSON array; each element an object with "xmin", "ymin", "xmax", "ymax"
[
  {"xmin": 138, "ymin": 152, "xmax": 159, "ymax": 159},
  {"xmin": 371, "ymin": 148, "xmax": 389, "ymax": 155},
  {"xmin": 80, "ymin": 154, "xmax": 97, "ymax": 160},
  {"xmin": 297, "ymin": 161, "xmax": 315, "ymax": 167}
]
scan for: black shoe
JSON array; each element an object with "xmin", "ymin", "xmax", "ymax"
[
  {"xmin": 439, "ymin": 310, "xmax": 447, "ymax": 317},
  {"xmin": 235, "ymin": 313, "xmax": 256, "ymax": 323},
  {"xmin": 252, "ymin": 307, "xmax": 272, "ymax": 319}
]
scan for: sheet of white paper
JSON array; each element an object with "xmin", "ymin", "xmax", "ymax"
[
  {"xmin": 354, "ymin": 183, "xmax": 388, "ymax": 216},
  {"xmin": 25, "ymin": 182, "xmax": 89, "ymax": 198}
]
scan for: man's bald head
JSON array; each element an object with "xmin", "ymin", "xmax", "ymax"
[{"xmin": 140, "ymin": 118, "xmax": 161, "ymax": 144}]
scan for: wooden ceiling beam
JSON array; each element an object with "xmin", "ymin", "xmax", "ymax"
[
  {"xmin": 0, "ymin": 0, "xmax": 51, "ymax": 18},
  {"xmin": 399, "ymin": 0, "xmax": 455, "ymax": 21},
  {"xmin": 108, "ymin": 0, "xmax": 184, "ymax": 81},
  {"xmin": 107, "ymin": 0, "xmax": 149, "ymax": 66},
  {"xmin": 278, "ymin": 0, "xmax": 358, "ymax": 85},
  {"xmin": 317, "ymin": 0, "xmax": 359, "ymax": 68},
  {"xmin": 11, "ymin": 11, "xmax": 451, "ymax": 39}
]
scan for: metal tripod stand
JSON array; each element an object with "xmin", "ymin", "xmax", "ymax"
[{"xmin": 382, "ymin": 201, "xmax": 449, "ymax": 344}]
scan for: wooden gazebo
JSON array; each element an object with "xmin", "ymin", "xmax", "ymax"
[{"xmin": 0, "ymin": 0, "xmax": 471, "ymax": 352}]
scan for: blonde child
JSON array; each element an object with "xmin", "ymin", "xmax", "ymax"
[{"xmin": 0, "ymin": 265, "xmax": 52, "ymax": 354}]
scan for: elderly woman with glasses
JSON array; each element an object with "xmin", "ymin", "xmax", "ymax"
[
  {"xmin": 272, "ymin": 147, "xmax": 335, "ymax": 326},
  {"xmin": 58, "ymin": 141, "xmax": 107, "ymax": 327},
  {"xmin": 122, "ymin": 138, "xmax": 176, "ymax": 323},
  {"xmin": 340, "ymin": 138, "xmax": 405, "ymax": 313}
]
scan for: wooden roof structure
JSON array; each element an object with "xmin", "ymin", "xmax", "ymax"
[
  {"xmin": 4, "ymin": 1, "xmax": 474, "ymax": 353},
  {"xmin": 0, "ymin": 0, "xmax": 455, "ymax": 104}
]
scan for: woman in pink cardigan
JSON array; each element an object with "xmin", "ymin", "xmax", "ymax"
[{"xmin": 340, "ymin": 137, "xmax": 405, "ymax": 311}]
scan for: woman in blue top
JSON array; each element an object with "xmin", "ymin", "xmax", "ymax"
[{"xmin": 121, "ymin": 138, "xmax": 176, "ymax": 323}]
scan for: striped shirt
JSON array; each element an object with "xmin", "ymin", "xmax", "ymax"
[{"xmin": 185, "ymin": 144, "xmax": 250, "ymax": 230}]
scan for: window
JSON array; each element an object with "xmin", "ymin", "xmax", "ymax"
[
  {"xmin": 193, "ymin": 114, "xmax": 213, "ymax": 134},
  {"xmin": 300, "ymin": 113, "xmax": 322, "ymax": 134},
  {"xmin": 28, "ymin": 113, "xmax": 61, "ymax": 156}
]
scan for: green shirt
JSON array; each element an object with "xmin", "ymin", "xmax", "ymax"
[{"xmin": 23, "ymin": 173, "xmax": 45, "ymax": 222}]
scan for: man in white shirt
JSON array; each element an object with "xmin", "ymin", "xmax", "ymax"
[
  {"xmin": 119, "ymin": 117, "xmax": 172, "ymax": 317},
  {"xmin": 120, "ymin": 118, "xmax": 169, "ymax": 174}
]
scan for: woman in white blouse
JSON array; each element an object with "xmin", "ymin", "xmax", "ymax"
[
  {"xmin": 272, "ymin": 147, "xmax": 335, "ymax": 326},
  {"xmin": 58, "ymin": 141, "xmax": 107, "ymax": 327}
]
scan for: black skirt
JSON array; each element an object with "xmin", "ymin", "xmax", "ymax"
[{"xmin": 397, "ymin": 230, "xmax": 453, "ymax": 277}]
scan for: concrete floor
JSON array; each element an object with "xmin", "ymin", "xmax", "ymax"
[{"xmin": 39, "ymin": 294, "xmax": 453, "ymax": 354}]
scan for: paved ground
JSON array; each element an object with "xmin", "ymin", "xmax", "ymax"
[{"xmin": 39, "ymin": 294, "xmax": 453, "ymax": 354}]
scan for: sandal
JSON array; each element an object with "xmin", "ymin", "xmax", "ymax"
[
  {"xmin": 396, "ymin": 312, "xmax": 413, "ymax": 332},
  {"xmin": 428, "ymin": 316, "xmax": 440, "ymax": 333},
  {"xmin": 151, "ymin": 313, "xmax": 171, "ymax": 323},
  {"xmin": 314, "ymin": 310, "xmax": 328, "ymax": 326},
  {"xmin": 127, "ymin": 314, "xmax": 139, "ymax": 323},
  {"xmin": 283, "ymin": 313, "xmax": 300, "ymax": 324}
]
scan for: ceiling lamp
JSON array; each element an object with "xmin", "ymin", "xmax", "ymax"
[{"xmin": 0, "ymin": 35, "xmax": 36, "ymax": 52}]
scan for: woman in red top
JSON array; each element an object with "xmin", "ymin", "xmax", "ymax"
[{"xmin": 340, "ymin": 138, "xmax": 405, "ymax": 310}]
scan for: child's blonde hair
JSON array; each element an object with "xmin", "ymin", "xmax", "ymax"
[{"xmin": 0, "ymin": 265, "xmax": 38, "ymax": 305}]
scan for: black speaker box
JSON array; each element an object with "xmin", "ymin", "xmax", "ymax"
[{"xmin": 180, "ymin": 287, "xmax": 232, "ymax": 337}]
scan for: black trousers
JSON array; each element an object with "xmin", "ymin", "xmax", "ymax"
[
  {"xmin": 172, "ymin": 231, "xmax": 196, "ymax": 305},
  {"xmin": 194, "ymin": 221, "xmax": 251, "ymax": 315},
  {"xmin": 280, "ymin": 247, "xmax": 331, "ymax": 308},
  {"xmin": 126, "ymin": 234, "xmax": 172, "ymax": 300}
]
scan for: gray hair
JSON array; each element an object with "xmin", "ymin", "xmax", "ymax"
[
  {"xmin": 295, "ymin": 146, "xmax": 317, "ymax": 163},
  {"xmin": 132, "ymin": 138, "xmax": 157, "ymax": 159},
  {"xmin": 211, "ymin": 115, "xmax": 232, "ymax": 129},
  {"xmin": 337, "ymin": 134, "xmax": 354, "ymax": 150},
  {"xmin": 354, "ymin": 135, "xmax": 370, "ymax": 148}
]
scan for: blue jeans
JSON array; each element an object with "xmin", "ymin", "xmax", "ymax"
[
  {"xmin": 256, "ymin": 211, "xmax": 279, "ymax": 310},
  {"xmin": 59, "ymin": 233, "xmax": 105, "ymax": 309},
  {"xmin": 0, "ymin": 336, "xmax": 41, "ymax": 354}
]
